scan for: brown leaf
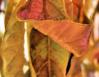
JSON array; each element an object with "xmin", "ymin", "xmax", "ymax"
[
  {"xmin": 31, "ymin": 20, "xmax": 92, "ymax": 57},
  {"xmin": 30, "ymin": 29, "xmax": 70, "ymax": 77}
]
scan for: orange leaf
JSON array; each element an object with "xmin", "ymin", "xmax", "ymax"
[{"xmin": 32, "ymin": 20, "xmax": 92, "ymax": 57}]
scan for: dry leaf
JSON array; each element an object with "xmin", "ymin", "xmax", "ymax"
[
  {"xmin": 0, "ymin": 0, "xmax": 27, "ymax": 77},
  {"xmin": 3, "ymin": 0, "xmax": 95, "ymax": 77},
  {"xmin": 16, "ymin": 0, "xmax": 92, "ymax": 57},
  {"xmin": 17, "ymin": 0, "xmax": 67, "ymax": 20},
  {"xmin": 0, "ymin": 21, "xmax": 26, "ymax": 77},
  {"xmin": 31, "ymin": 20, "xmax": 92, "ymax": 57},
  {"xmin": 67, "ymin": 44, "xmax": 99, "ymax": 77},
  {"xmin": 30, "ymin": 29, "xmax": 70, "ymax": 77}
]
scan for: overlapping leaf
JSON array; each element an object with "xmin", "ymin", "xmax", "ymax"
[
  {"xmin": 16, "ymin": 0, "xmax": 93, "ymax": 77},
  {"xmin": 67, "ymin": 43, "xmax": 99, "ymax": 77},
  {"xmin": 30, "ymin": 29, "xmax": 70, "ymax": 77},
  {"xmin": 0, "ymin": 0, "xmax": 27, "ymax": 77},
  {"xmin": 17, "ymin": 0, "xmax": 67, "ymax": 20},
  {"xmin": 31, "ymin": 20, "xmax": 92, "ymax": 57},
  {"xmin": 17, "ymin": 0, "xmax": 92, "ymax": 57},
  {"xmin": 0, "ymin": 22, "xmax": 26, "ymax": 77}
]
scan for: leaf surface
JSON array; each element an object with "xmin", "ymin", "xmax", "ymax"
[
  {"xmin": 0, "ymin": 0, "xmax": 27, "ymax": 77},
  {"xmin": 0, "ymin": 21, "xmax": 26, "ymax": 77},
  {"xmin": 17, "ymin": 0, "xmax": 67, "ymax": 20},
  {"xmin": 31, "ymin": 20, "xmax": 92, "ymax": 57},
  {"xmin": 30, "ymin": 29, "xmax": 70, "ymax": 77}
]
